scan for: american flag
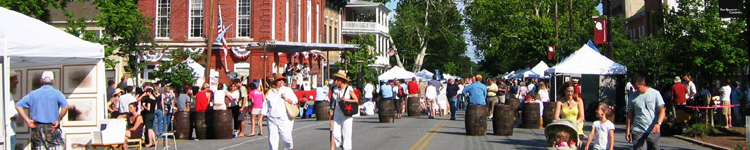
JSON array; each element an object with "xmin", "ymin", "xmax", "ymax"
[{"xmin": 215, "ymin": 5, "xmax": 232, "ymax": 51}]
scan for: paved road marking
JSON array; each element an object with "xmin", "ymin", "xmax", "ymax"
[
  {"xmin": 218, "ymin": 121, "xmax": 327, "ymax": 150},
  {"xmin": 417, "ymin": 120, "xmax": 450, "ymax": 150},
  {"xmin": 408, "ymin": 119, "xmax": 448, "ymax": 150}
]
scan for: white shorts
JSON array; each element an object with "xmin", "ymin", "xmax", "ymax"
[{"xmin": 251, "ymin": 108, "xmax": 262, "ymax": 115}]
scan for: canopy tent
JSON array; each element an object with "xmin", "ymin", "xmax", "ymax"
[
  {"xmin": 512, "ymin": 68, "xmax": 532, "ymax": 79},
  {"xmin": 442, "ymin": 73, "xmax": 456, "ymax": 80},
  {"xmin": 378, "ymin": 66, "xmax": 416, "ymax": 80},
  {"xmin": 0, "ymin": 7, "xmax": 104, "ymax": 69},
  {"xmin": 416, "ymin": 69, "xmax": 434, "ymax": 79},
  {"xmin": 545, "ymin": 44, "xmax": 627, "ymax": 75},
  {"xmin": 520, "ymin": 61, "xmax": 550, "ymax": 78},
  {"xmin": 1, "ymin": 7, "xmax": 105, "ymax": 150},
  {"xmin": 502, "ymin": 71, "xmax": 515, "ymax": 79}
]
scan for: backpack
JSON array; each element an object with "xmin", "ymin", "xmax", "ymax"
[{"xmin": 397, "ymin": 86, "xmax": 406, "ymax": 97}]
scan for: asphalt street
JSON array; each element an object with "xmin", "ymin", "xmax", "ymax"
[{"xmin": 172, "ymin": 110, "xmax": 707, "ymax": 150}]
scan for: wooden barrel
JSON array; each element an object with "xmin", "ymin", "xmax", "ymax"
[
  {"xmin": 542, "ymin": 102, "xmax": 556, "ymax": 127},
  {"xmin": 407, "ymin": 97, "xmax": 421, "ymax": 117},
  {"xmin": 174, "ymin": 111, "xmax": 191, "ymax": 139},
  {"xmin": 193, "ymin": 111, "xmax": 207, "ymax": 139},
  {"xmin": 522, "ymin": 103, "xmax": 541, "ymax": 129},
  {"xmin": 315, "ymin": 101, "xmax": 331, "ymax": 121},
  {"xmin": 493, "ymin": 104, "xmax": 514, "ymax": 136},
  {"xmin": 378, "ymin": 99, "xmax": 395, "ymax": 123},
  {"xmin": 465, "ymin": 105, "xmax": 487, "ymax": 136},
  {"xmin": 506, "ymin": 98, "xmax": 520, "ymax": 110},
  {"xmin": 211, "ymin": 109, "xmax": 234, "ymax": 139}
]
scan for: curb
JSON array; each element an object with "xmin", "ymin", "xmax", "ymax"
[{"xmin": 673, "ymin": 135, "xmax": 732, "ymax": 150}]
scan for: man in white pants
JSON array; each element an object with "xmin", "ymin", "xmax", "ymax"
[{"xmin": 262, "ymin": 74, "xmax": 298, "ymax": 150}]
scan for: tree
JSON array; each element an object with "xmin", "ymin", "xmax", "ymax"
[
  {"xmin": 390, "ymin": 0, "xmax": 470, "ymax": 76},
  {"xmin": 0, "ymin": 0, "xmax": 71, "ymax": 22},
  {"xmin": 465, "ymin": 0, "xmax": 599, "ymax": 76},
  {"xmin": 659, "ymin": 0, "xmax": 747, "ymax": 83},
  {"xmin": 93, "ymin": 0, "xmax": 158, "ymax": 74},
  {"xmin": 151, "ymin": 49, "xmax": 205, "ymax": 88},
  {"xmin": 336, "ymin": 34, "xmax": 379, "ymax": 87}
]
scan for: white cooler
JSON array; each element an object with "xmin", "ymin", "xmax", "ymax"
[{"xmin": 92, "ymin": 118, "xmax": 126, "ymax": 144}]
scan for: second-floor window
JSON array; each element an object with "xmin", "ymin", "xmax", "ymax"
[
  {"xmin": 156, "ymin": 0, "xmax": 171, "ymax": 38},
  {"xmin": 237, "ymin": 0, "xmax": 251, "ymax": 38},
  {"xmin": 189, "ymin": 0, "xmax": 204, "ymax": 38}
]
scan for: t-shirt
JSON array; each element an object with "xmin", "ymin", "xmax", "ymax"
[
  {"xmin": 228, "ymin": 90, "xmax": 240, "ymax": 107},
  {"xmin": 214, "ymin": 90, "xmax": 226, "ymax": 105},
  {"xmin": 380, "ymin": 84, "xmax": 393, "ymax": 99},
  {"xmin": 487, "ymin": 84, "xmax": 498, "ymax": 96},
  {"xmin": 249, "ymin": 89, "xmax": 265, "ymax": 108},
  {"xmin": 118, "ymin": 94, "xmax": 137, "ymax": 113},
  {"xmin": 408, "ymin": 81, "xmax": 419, "ymax": 94},
  {"xmin": 720, "ymin": 85, "xmax": 732, "ymax": 101},
  {"xmin": 498, "ymin": 84, "xmax": 507, "ymax": 95},
  {"xmin": 446, "ymin": 82, "xmax": 459, "ymax": 98},
  {"xmin": 429, "ymin": 80, "xmax": 442, "ymax": 95},
  {"xmin": 627, "ymin": 87, "xmax": 665, "ymax": 133},
  {"xmin": 107, "ymin": 87, "xmax": 116, "ymax": 102},
  {"xmin": 671, "ymin": 83, "xmax": 688, "ymax": 104},
  {"xmin": 418, "ymin": 82, "xmax": 428, "ymax": 98},
  {"xmin": 426, "ymin": 85, "xmax": 437, "ymax": 100},
  {"xmin": 731, "ymin": 88, "xmax": 744, "ymax": 105},
  {"xmin": 176, "ymin": 94, "xmax": 190, "ymax": 111},
  {"xmin": 687, "ymin": 82, "xmax": 697, "ymax": 99},
  {"xmin": 364, "ymin": 83, "xmax": 374, "ymax": 98},
  {"xmin": 463, "ymin": 82, "xmax": 487, "ymax": 105},
  {"xmin": 592, "ymin": 120, "xmax": 615, "ymax": 150},
  {"xmin": 315, "ymin": 87, "xmax": 329, "ymax": 101},
  {"xmin": 331, "ymin": 86, "xmax": 354, "ymax": 110},
  {"xmin": 393, "ymin": 86, "xmax": 401, "ymax": 100}
]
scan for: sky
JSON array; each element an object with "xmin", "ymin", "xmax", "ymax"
[{"xmin": 383, "ymin": 0, "xmax": 604, "ymax": 63}]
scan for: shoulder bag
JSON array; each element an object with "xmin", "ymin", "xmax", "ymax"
[
  {"xmin": 283, "ymin": 90, "xmax": 300, "ymax": 118},
  {"xmin": 338, "ymin": 86, "xmax": 359, "ymax": 116}
]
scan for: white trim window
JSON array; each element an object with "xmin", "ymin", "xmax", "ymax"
[
  {"xmin": 156, "ymin": 0, "xmax": 171, "ymax": 38},
  {"xmin": 189, "ymin": 0, "xmax": 204, "ymax": 38},
  {"xmin": 237, "ymin": 0, "xmax": 251, "ymax": 38}
]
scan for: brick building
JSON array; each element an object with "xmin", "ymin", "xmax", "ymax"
[{"xmin": 137, "ymin": 0, "xmax": 352, "ymax": 85}]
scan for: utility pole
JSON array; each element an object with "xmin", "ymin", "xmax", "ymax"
[
  {"xmin": 205, "ymin": 0, "xmax": 216, "ymax": 82},
  {"xmin": 569, "ymin": 0, "xmax": 573, "ymax": 35},
  {"xmin": 607, "ymin": 0, "xmax": 614, "ymax": 59}
]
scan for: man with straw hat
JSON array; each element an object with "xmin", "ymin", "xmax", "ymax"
[
  {"xmin": 329, "ymin": 70, "xmax": 358, "ymax": 150},
  {"xmin": 261, "ymin": 74, "xmax": 298, "ymax": 150}
]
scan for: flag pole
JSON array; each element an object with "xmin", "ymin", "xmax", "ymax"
[{"xmin": 205, "ymin": 1, "xmax": 216, "ymax": 83}]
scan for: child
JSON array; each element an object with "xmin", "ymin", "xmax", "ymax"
[
  {"xmin": 554, "ymin": 131, "xmax": 572, "ymax": 149},
  {"xmin": 585, "ymin": 104, "xmax": 615, "ymax": 150}
]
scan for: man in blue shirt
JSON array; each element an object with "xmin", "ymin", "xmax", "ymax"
[
  {"xmin": 16, "ymin": 71, "xmax": 68, "ymax": 149},
  {"xmin": 463, "ymin": 75, "xmax": 487, "ymax": 106},
  {"xmin": 380, "ymin": 80, "xmax": 394, "ymax": 100},
  {"xmin": 626, "ymin": 75, "xmax": 665, "ymax": 150},
  {"xmin": 429, "ymin": 75, "xmax": 443, "ymax": 95}
]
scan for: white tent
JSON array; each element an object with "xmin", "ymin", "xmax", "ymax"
[
  {"xmin": 378, "ymin": 66, "xmax": 416, "ymax": 80},
  {"xmin": 545, "ymin": 44, "xmax": 627, "ymax": 75},
  {"xmin": 1, "ymin": 7, "xmax": 105, "ymax": 150},
  {"xmin": 416, "ymin": 69, "xmax": 434, "ymax": 79},
  {"xmin": 184, "ymin": 58, "xmax": 205, "ymax": 77},
  {"xmin": 526, "ymin": 61, "xmax": 550, "ymax": 78}
]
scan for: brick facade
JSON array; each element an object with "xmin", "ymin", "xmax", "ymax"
[{"xmin": 138, "ymin": 0, "xmax": 337, "ymax": 84}]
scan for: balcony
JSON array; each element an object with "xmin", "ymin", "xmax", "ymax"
[{"xmin": 342, "ymin": 21, "xmax": 389, "ymax": 35}]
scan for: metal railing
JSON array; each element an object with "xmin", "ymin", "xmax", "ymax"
[{"xmin": 342, "ymin": 21, "xmax": 389, "ymax": 33}]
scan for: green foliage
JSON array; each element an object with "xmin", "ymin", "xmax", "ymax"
[
  {"xmin": 734, "ymin": 142, "xmax": 749, "ymax": 150},
  {"xmin": 336, "ymin": 34, "xmax": 379, "ymax": 87},
  {"xmin": 658, "ymin": 0, "xmax": 747, "ymax": 83},
  {"xmin": 0, "ymin": 0, "xmax": 71, "ymax": 22},
  {"xmin": 391, "ymin": 0, "xmax": 471, "ymax": 76},
  {"xmin": 64, "ymin": 12, "xmax": 118, "ymax": 68},
  {"xmin": 683, "ymin": 123, "xmax": 717, "ymax": 138},
  {"xmin": 89, "ymin": 0, "xmax": 157, "ymax": 75},
  {"xmin": 465, "ymin": 0, "xmax": 599, "ymax": 76},
  {"xmin": 151, "ymin": 50, "xmax": 201, "ymax": 88}
]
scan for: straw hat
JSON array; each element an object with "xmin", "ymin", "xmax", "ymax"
[
  {"xmin": 114, "ymin": 88, "xmax": 124, "ymax": 95},
  {"xmin": 332, "ymin": 70, "xmax": 351, "ymax": 82},
  {"xmin": 273, "ymin": 73, "xmax": 287, "ymax": 82}
]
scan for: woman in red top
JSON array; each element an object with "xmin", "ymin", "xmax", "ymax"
[{"xmin": 195, "ymin": 83, "xmax": 212, "ymax": 112}]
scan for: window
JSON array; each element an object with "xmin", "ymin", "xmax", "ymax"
[
  {"xmin": 189, "ymin": 0, "xmax": 204, "ymax": 38},
  {"xmin": 237, "ymin": 0, "xmax": 251, "ymax": 37},
  {"xmin": 334, "ymin": 28, "xmax": 338, "ymax": 43},
  {"xmin": 156, "ymin": 0, "xmax": 171, "ymax": 38},
  {"xmin": 235, "ymin": 62, "xmax": 250, "ymax": 77}
]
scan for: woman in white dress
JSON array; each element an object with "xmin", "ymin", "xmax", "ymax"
[
  {"xmin": 261, "ymin": 74, "xmax": 298, "ymax": 150},
  {"xmin": 329, "ymin": 71, "xmax": 359, "ymax": 150}
]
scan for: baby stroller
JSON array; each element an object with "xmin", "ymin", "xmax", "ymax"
[{"xmin": 544, "ymin": 119, "xmax": 580, "ymax": 150}]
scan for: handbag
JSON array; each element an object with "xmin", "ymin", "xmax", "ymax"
[
  {"xmin": 337, "ymin": 86, "xmax": 359, "ymax": 116},
  {"xmin": 284, "ymin": 93, "xmax": 300, "ymax": 118}
]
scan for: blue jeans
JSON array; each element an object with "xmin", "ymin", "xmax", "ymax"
[
  {"xmin": 10, "ymin": 135, "xmax": 16, "ymax": 150},
  {"xmin": 153, "ymin": 109, "xmax": 164, "ymax": 134},
  {"xmin": 449, "ymin": 97, "xmax": 458, "ymax": 118},
  {"xmin": 457, "ymin": 94, "xmax": 465, "ymax": 110},
  {"xmin": 163, "ymin": 112, "xmax": 172, "ymax": 131}
]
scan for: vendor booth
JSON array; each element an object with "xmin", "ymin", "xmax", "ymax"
[
  {"xmin": 378, "ymin": 66, "xmax": 416, "ymax": 80},
  {"xmin": 545, "ymin": 43, "xmax": 627, "ymax": 121},
  {"xmin": 1, "ymin": 7, "xmax": 106, "ymax": 150}
]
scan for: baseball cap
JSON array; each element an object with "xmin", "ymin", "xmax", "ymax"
[
  {"xmin": 674, "ymin": 76, "xmax": 681, "ymax": 83},
  {"xmin": 41, "ymin": 71, "xmax": 54, "ymax": 80}
]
